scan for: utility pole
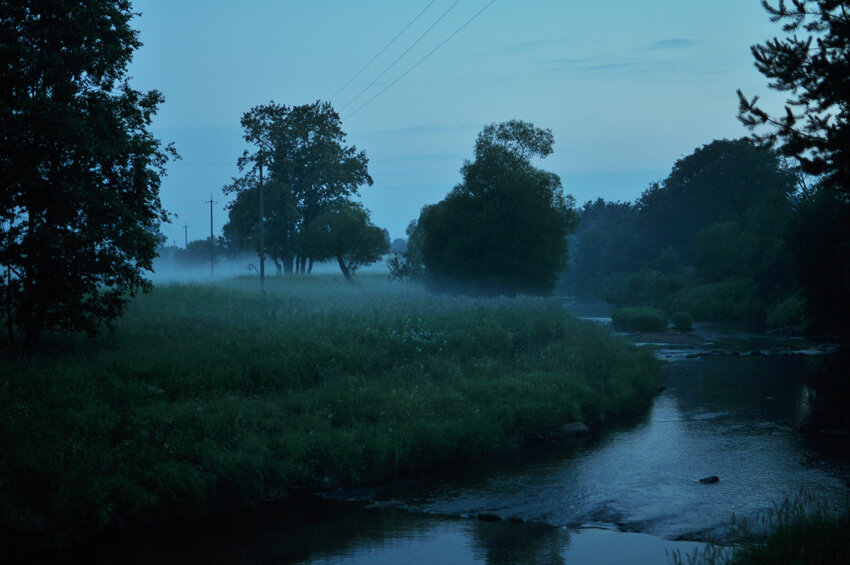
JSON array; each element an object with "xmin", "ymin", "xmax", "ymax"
[
  {"xmin": 258, "ymin": 152, "xmax": 265, "ymax": 293},
  {"xmin": 205, "ymin": 194, "xmax": 216, "ymax": 277},
  {"xmin": 183, "ymin": 222, "xmax": 189, "ymax": 249}
]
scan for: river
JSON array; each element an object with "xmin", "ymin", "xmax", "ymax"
[{"xmin": 36, "ymin": 304, "xmax": 849, "ymax": 564}]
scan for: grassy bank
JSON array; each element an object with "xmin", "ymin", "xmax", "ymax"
[
  {"xmin": 671, "ymin": 495, "xmax": 850, "ymax": 565},
  {"xmin": 0, "ymin": 276, "xmax": 660, "ymax": 550}
]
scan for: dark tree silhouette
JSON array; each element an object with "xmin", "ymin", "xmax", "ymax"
[
  {"xmin": 0, "ymin": 0, "xmax": 173, "ymax": 352},
  {"xmin": 418, "ymin": 121, "xmax": 579, "ymax": 295},
  {"xmin": 738, "ymin": 0, "xmax": 850, "ymax": 197},
  {"xmin": 224, "ymin": 101, "xmax": 372, "ymax": 275},
  {"xmin": 738, "ymin": 0, "xmax": 850, "ymax": 335}
]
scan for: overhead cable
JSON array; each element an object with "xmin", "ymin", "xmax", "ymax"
[
  {"xmin": 339, "ymin": 0, "xmax": 461, "ymax": 112},
  {"xmin": 345, "ymin": 0, "xmax": 498, "ymax": 119},
  {"xmin": 330, "ymin": 0, "xmax": 438, "ymax": 101}
]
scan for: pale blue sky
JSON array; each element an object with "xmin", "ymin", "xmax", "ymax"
[{"xmin": 128, "ymin": 0, "xmax": 787, "ymax": 244}]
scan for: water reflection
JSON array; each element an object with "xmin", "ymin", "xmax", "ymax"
[{"xmin": 24, "ymin": 345, "xmax": 850, "ymax": 563}]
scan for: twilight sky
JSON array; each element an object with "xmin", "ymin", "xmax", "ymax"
[{"xmin": 128, "ymin": 0, "xmax": 788, "ymax": 244}]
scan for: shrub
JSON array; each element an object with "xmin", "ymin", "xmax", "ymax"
[
  {"xmin": 611, "ymin": 306, "xmax": 668, "ymax": 332},
  {"xmin": 672, "ymin": 278, "xmax": 764, "ymax": 324},
  {"xmin": 671, "ymin": 312, "xmax": 694, "ymax": 332},
  {"xmin": 766, "ymin": 291, "xmax": 806, "ymax": 331}
]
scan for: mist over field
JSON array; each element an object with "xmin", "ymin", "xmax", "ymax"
[{"xmin": 3, "ymin": 1, "xmax": 850, "ymax": 562}]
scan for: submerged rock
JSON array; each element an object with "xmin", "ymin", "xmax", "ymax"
[{"xmin": 699, "ymin": 475, "xmax": 720, "ymax": 484}]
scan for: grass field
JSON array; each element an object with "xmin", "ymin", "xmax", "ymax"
[{"xmin": 0, "ymin": 275, "xmax": 661, "ymax": 550}]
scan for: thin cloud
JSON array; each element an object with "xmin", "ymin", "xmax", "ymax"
[{"xmin": 644, "ymin": 38, "xmax": 697, "ymax": 51}]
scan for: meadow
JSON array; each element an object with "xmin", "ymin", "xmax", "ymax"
[{"xmin": 0, "ymin": 276, "xmax": 660, "ymax": 549}]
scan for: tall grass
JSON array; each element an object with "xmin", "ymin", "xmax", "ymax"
[
  {"xmin": 0, "ymin": 276, "xmax": 660, "ymax": 550},
  {"xmin": 669, "ymin": 493, "xmax": 850, "ymax": 565}
]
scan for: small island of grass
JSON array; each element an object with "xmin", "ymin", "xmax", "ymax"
[{"xmin": 0, "ymin": 276, "xmax": 661, "ymax": 550}]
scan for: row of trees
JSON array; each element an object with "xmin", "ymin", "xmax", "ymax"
[
  {"xmin": 221, "ymin": 101, "xmax": 387, "ymax": 281},
  {"xmin": 563, "ymin": 0, "xmax": 850, "ymax": 336},
  {"xmin": 563, "ymin": 139, "xmax": 801, "ymax": 325}
]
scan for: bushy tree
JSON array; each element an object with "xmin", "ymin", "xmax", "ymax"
[
  {"xmin": 636, "ymin": 139, "xmax": 795, "ymax": 261},
  {"xmin": 223, "ymin": 174, "xmax": 298, "ymax": 274},
  {"xmin": 418, "ymin": 121, "xmax": 579, "ymax": 295},
  {"xmin": 224, "ymin": 101, "xmax": 372, "ymax": 275},
  {"xmin": 738, "ymin": 0, "xmax": 850, "ymax": 335},
  {"xmin": 304, "ymin": 203, "xmax": 388, "ymax": 281},
  {"xmin": 388, "ymin": 219, "xmax": 426, "ymax": 281},
  {"xmin": 0, "ymin": 1, "xmax": 173, "ymax": 351}
]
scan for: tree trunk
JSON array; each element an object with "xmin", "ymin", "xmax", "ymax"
[
  {"xmin": 283, "ymin": 254, "xmax": 294, "ymax": 275},
  {"xmin": 337, "ymin": 255, "xmax": 353, "ymax": 282},
  {"xmin": 307, "ymin": 258, "xmax": 314, "ymax": 275},
  {"xmin": 5, "ymin": 267, "xmax": 14, "ymax": 354},
  {"xmin": 273, "ymin": 258, "xmax": 282, "ymax": 276}
]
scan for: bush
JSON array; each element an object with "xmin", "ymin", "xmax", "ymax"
[
  {"xmin": 671, "ymin": 312, "xmax": 694, "ymax": 332},
  {"xmin": 672, "ymin": 278, "xmax": 764, "ymax": 324},
  {"xmin": 611, "ymin": 306, "xmax": 668, "ymax": 332},
  {"xmin": 766, "ymin": 291, "xmax": 807, "ymax": 331}
]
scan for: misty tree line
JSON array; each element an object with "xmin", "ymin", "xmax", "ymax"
[{"xmin": 2, "ymin": 0, "xmax": 849, "ymax": 354}]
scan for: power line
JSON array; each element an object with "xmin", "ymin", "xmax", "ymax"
[
  {"xmin": 346, "ymin": 0, "xmax": 498, "ymax": 120},
  {"xmin": 339, "ymin": 0, "xmax": 461, "ymax": 112},
  {"xmin": 330, "ymin": 0, "xmax": 438, "ymax": 101}
]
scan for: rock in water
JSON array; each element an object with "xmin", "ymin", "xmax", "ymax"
[{"xmin": 699, "ymin": 475, "xmax": 720, "ymax": 484}]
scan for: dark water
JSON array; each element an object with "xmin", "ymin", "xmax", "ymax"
[{"xmin": 30, "ymin": 315, "xmax": 850, "ymax": 564}]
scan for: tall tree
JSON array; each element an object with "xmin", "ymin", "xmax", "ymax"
[
  {"xmin": 224, "ymin": 101, "xmax": 372, "ymax": 274},
  {"xmin": 739, "ymin": 0, "xmax": 850, "ymax": 335},
  {"xmin": 418, "ymin": 121, "xmax": 579, "ymax": 296},
  {"xmin": 0, "ymin": 0, "xmax": 173, "ymax": 351}
]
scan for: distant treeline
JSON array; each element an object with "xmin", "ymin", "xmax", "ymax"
[{"xmin": 560, "ymin": 138, "xmax": 850, "ymax": 336}]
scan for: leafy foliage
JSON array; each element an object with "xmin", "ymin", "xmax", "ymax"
[
  {"xmin": 738, "ymin": 0, "xmax": 850, "ymax": 337},
  {"xmin": 304, "ymin": 202, "xmax": 389, "ymax": 281},
  {"xmin": 0, "ymin": 0, "xmax": 173, "ymax": 351},
  {"xmin": 222, "ymin": 101, "xmax": 374, "ymax": 277},
  {"xmin": 738, "ymin": 0, "xmax": 850, "ymax": 197},
  {"xmin": 611, "ymin": 306, "xmax": 668, "ymax": 333},
  {"xmin": 417, "ymin": 121, "xmax": 579, "ymax": 295},
  {"xmin": 671, "ymin": 312, "xmax": 694, "ymax": 332},
  {"xmin": 564, "ymin": 139, "xmax": 798, "ymax": 326}
]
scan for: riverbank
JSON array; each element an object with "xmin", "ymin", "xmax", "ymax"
[{"xmin": 0, "ymin": 276, "xmax": 661, "ymax": 551}]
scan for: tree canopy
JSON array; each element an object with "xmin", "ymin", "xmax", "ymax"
[
  {"xmin": 738, "ymin": 0, "xmax": 850, "ymax": 335},
  {"xmin": 223, "ymin": 101, "xmax": 376, "ymax": 277},
  {"xmin": 0, "ymin": 0, "xmax": 172, "ymax": 351},
  {"xmin": 304, "ymin": 202, "xmax": 389, "ymax": 282},
  {"xmin": 738, "ymin": 0, "xmax": 850, "ymax": 197},
  {"xmin": 417, "ymin": 120, "xmax": 578, "ymax": 296}
]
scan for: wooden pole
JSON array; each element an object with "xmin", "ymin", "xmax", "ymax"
[
  {"xmin": 206, "ymin": 194, "xmax": 216, "ymax": 277},
  {"xmin": 259, "ymin": 152, "xmax": 265, "ymax": 293}
]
